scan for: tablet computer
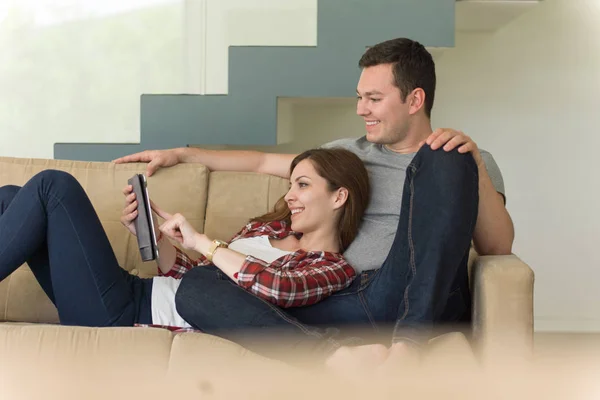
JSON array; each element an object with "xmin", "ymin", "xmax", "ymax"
[{"xmin": 128, "ymin": 174, "xmax": 159, "ymax": 262}]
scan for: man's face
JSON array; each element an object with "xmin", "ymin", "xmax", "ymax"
[{"xmin": 356, "ymin": 63, "xmax": 411, "ymax": 146}]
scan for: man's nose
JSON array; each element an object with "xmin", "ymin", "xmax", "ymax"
[{"xmin": 356, "ymin": 99, "xmax": 369, "ymax": 116}]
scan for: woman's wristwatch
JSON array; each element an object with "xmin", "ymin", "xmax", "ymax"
[{"xmin": 206, "ymin": 239, "xmax": 228, "ymax": 262}]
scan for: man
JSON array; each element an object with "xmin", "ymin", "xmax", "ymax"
[{"xmin": 115, "ymin": 38, "xmax": 514, "ymax": 367}]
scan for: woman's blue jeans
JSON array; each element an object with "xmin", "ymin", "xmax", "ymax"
[{"xmin": 0, "ymin": 170, "xmax": 152, "ymax": 326}]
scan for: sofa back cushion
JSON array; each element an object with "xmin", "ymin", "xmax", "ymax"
[{"xmin": 204, "ymin": 172, "xmax": 289, "ymax": 241}]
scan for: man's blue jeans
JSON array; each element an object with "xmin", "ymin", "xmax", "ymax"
[
  {"xmin": 0, "ymin": 170, "xmax": 152, "ymax": 326},
  {"xmin": 175, "ymin": 145, "xmax": 479, "ymax": 355}
]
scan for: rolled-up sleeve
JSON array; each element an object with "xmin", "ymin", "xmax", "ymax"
[
  {"xmin": 158, "ymin": 248, "xmax": 209, "ymax": 279},
  {"xmin": 236, "ymin": 253, "xmax": 356, "ymax": 308}
]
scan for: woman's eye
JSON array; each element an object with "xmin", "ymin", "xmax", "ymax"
[{"xmin": 298, "ymin": 182, "xmax": 308, "ymax": 188}]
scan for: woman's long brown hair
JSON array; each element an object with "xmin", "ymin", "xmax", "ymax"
[{"xmin": 252, "ymin": 148, "xmax": 370, "ymax": 252}]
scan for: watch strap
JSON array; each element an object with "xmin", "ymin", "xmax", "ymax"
[{"xmin": 207, "ymin": 239, "xmax": 228, "ymax": 263}]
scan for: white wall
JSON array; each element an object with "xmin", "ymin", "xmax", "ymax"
[
  {"xmin": 277, "ymin": 98, "xmax": 363, "ymax": 151},
  {"xmin": 0, "ymin": 0, "xmax": 187, "ymax": 158},
  {"xmin": 205, "ymin": 0, "xmax": 317, "ymax": 94},
  {"xmin": 0, "ymin": 0, "xmax": 317, "ymax": 158},
  {"xmin": 432, "ymin": 0, "xmax": 600, "ymax": 331}
]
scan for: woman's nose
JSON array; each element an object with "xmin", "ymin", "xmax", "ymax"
[{"xmin": 284, "ymin": 188, "xmax": 295, "ymax": 202}]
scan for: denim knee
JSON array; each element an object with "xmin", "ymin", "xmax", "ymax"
[
  {"xmin": 30, "ymin": 170, "xmax": 83, "ymax": 195},
  {"xmin": 416, "ymin": 144, "xmax": 478, "ymax": 178},
  {"xmin": 0, "ymin": 185, "xmax": 20, "ymax": 211},
  {"xmin": 175, "ymin": 267, "xmax": 218, "ymax": 311},
  {"xmin": 417, "ymin": 143, "xmax": 475, "ymax": 164},
  {"xmin": 33, "ymin": 169, "xmax": 78, "ymax": 185}
]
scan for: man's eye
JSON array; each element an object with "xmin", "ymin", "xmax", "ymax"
[
  {"xmin": 356, "ymin": 96, "xmax": 362, "ymax": 100},
  {"xmin": 371, "ymin": 98, "xmax": 381, "ymax": 102}
]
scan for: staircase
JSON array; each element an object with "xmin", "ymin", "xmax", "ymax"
[{"xmin": 54, "ymin": 0, "xmax": 542, "ymax": 161}]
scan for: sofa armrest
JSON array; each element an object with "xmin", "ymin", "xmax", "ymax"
[{"xmin": 471, "ymin": 254, "xmax": 534, "ymax": 364}]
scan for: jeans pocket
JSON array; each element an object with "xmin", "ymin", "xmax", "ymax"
[
  {"xmin": 359, "ymin": 270, "xmax": 378, "ymax": 290},
  {"xmin": 329, "ymin": 271, "xmax": 370, "ymax": 297}
]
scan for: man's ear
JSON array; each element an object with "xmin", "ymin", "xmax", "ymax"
[
  {"xmin": 408, "ymin": 88, "xmax": 426, "ymax": 116},
  {"xmin": 333, "ymin": 187, "xmax": 349, "ymax": 210}
]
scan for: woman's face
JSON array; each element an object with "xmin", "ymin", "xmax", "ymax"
[{"xmin": 284, "ymin": 159, "xmax": 342, "ymax": 233}]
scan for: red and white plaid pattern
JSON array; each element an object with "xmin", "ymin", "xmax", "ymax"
[{"xmin": 159, "ymin": 220, "xmax": 356, "ymax": 307}]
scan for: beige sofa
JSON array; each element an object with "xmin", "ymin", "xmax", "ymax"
[{"xmin": 0, "ymin": 156, "xmax": 535, "ymax": 398}]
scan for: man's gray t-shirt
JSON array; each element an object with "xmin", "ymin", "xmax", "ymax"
[{"xmin": 322, "ymin": 137, "xmax": 505, "ymax": 273}]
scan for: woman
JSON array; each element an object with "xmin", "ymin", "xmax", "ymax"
[{"xmin": 0, "ymin": 148, "xmax": 369, "ymax": 329}]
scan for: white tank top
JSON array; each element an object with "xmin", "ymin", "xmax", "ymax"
[
  {"xmin": 228, "ymin": 236, "xmax": 292, "ymax": 262},
  {"xmin": 151, "ymin": 235, "xmax": 293, "ymax": 327}
]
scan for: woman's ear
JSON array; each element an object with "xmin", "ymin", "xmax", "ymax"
[{"xmin": 333, "ymin": 187, "xmax": 349, "ymax": 210}]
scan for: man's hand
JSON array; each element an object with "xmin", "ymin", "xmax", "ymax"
[
  {"xmin": 420, "ymin": 128, "xmax": 484, "ymax": 168},
  {"xmin": 113, "ymin": 149, "xmax": 181, "ymax": 177}
]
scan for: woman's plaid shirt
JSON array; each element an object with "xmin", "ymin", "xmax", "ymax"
[{"xmin": 159, "ymin": 220, "xmax": 356, "ymax": 308}]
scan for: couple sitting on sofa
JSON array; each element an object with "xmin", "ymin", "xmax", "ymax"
[{"xmin": 0, "ymin": 37, "xmax": 513, "ymax": 366}]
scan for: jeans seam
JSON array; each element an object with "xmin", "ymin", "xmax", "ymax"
[
  {"xmin": 329, "ymin": 289, "xmax": 359, "ymax": 298},
  {"xmin": 0, "ymin": 199, "xmax": 38, "ymax": 269},
  {"xmin": 53, "ymin": 194, "xmax": 122, "ymax": 324},
  {"xmin": 357, "ymin": 291, "xmax": 379, "ymax": 332},
  {"xmin": 399, "ymin": 166, "xmax": 417, "ymax": 322}
]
